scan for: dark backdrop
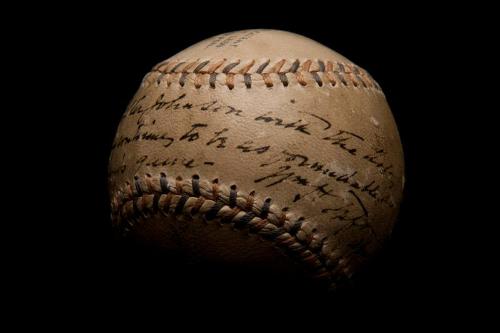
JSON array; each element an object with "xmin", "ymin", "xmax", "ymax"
[{"xmin": 21, "ymin": 7, "xmax": 468, "ymax": 325}]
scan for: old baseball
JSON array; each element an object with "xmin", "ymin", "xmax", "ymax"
[{"xmin": 108, "ymin": 29, "xmax": 404, "ymax": 289}]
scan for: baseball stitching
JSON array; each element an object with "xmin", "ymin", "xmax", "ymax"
[
  {"xmin": 114, "ymin": 56, "xmax": 380, "ymax": 289},
  {"xmin": 110, "ymin": 173, "xmax": 356, "ymax": 289},
  {"xmin": 142, "ymin": 58, "xmax": 382, "ymax": 91}
]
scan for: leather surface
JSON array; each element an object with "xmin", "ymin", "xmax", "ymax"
[{"xmin": 108, "ymin": 29, "xmax": 404, "ymax": 281}]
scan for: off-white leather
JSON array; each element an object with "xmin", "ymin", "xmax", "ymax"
[{"xmin": 108, "ymin": 30, "xmax": 404, "ymax": 286}]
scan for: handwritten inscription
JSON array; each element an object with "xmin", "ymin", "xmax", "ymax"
[
  {"xmin": 363, "ymin": 148, "xmax": 394, "ymax": 176},
  {"xmin": 254, "ymin": 113, "xmax": 311, "ymax": 135},
  {"xmin": 292, "ymin": 183, "xmax": 338, "ymax": 203},
  {"xmin": 363, "ymin": 133, "xmax": 394, "ymax": 177},
  {"xmin": 121, "ymin": 93, "xmax": 390, "ymax": 178},
  {"xmin": 136, "ymin": 155, "xmax": 215, "ymax": 169},
  {"xmin": 255, "ymin": 165, "xmax": 310, "ymax": 187},
  {"xmin": 322, "ymin": 130, "xmax": 364, "ymax": 156},
  {"xmin": 124, "ymin": 93, "xmax": 243, "ymax": 119},
  {"xmin": 112, "ymin": 121, "xmax": 272, "ymax": 157},
  {"xmin": 256, "ymin": 150, "xmax": 393, "ymax": 207},
  {"xmin": 112, "ymin": 131, "xmax": 174, "ymax": 150},
  {"xmin": 206, "ymin": 128, "xmax": 229, "ymax": 148},
  {"xmin": 321, "ymin": 191, "xmax": 368, "ymax": 224},
  {"xmin": 302, "ymin": 112, "xmax": 332, "ymax": 130},
  {"xmin": 179, "ymin": 123, "xmax": 208, "ymax": 142},
  {"xmin": 111, "ymin": 92, "xmax": 397, "ymax": 229},
  {"xmin": 236, "ymin": 141, "xmax": 270, "ymax": 154}
]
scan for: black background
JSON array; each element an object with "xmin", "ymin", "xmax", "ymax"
[{"xmin": 16, "ymin": 6, "xmax": 472, "ymax": 325}]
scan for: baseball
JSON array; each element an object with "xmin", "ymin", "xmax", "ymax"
[{"xmin": 108, "ymin": 29, "xmax": 404, "ymax": 290}]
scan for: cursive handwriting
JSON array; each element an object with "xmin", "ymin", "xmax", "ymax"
[
  {"xmin": 254, "ymin": 113, "xmax": 311, "ymax": 135},
  {"xmin": 292, "ymin": 182, "xmax": 338, "ymax": 203},
  {"xmin": 112, "ymin": 131, "xmax": 174, "ymax": 150},
  {"xmin": 179, "ymin": 123, "xmax": 208, "ymax": 142},
  {"xmin": 363, "ymin": 148, "xmax": 394, "ymax": 176},
  {"xmin": 256, "ymin": 150, "xmax": 392, "ymax": 207},
  {"xmin": 322, "ymin": 130, "xmax": 364, "ymax": 156},
  {"xmin": 136, "ymin": 155, "xmax": 215, "ymax": 169},
  {"xmin": 124, "ymin": 93, "xmax": 243, "ymax": 119},
  {"xmin": 254, "ymin": 165, "xmax": 309, "ymax": 187},
  {"xmin": 236, "ymin": 141, "xmax": 270, "ymax": 154},
  {"xmin": 112, "ymin": 119, "xmax": 275, "ymax": 158},
  {"xmin": 302, "ymin": 112, "xmax": 332, "ymax": 130},
  {"xmin": 206, "ymin": 128, "xmax": 229, "ymax": 148},
  {"xmin": 321, "ymin": 191, "xmax": 369, "ymax": 230}
]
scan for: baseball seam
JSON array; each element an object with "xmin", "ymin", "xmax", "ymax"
[
  {"xmin": 142, "ymin": 58, "xmax": 381, "ymax": 91},
  {"xmin": 110, "ymin": 173, "xmax": 353, "ymax": 289}
]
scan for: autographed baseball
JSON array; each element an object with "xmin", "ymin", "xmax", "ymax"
[{"xmin": 109, "ymin": 30, "xmax": 404, "ymax": 289}]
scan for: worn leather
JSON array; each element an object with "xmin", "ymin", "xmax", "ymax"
[{"xmin": 108, "ymin": 30, "xmax": 404, "ymax": 283}]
